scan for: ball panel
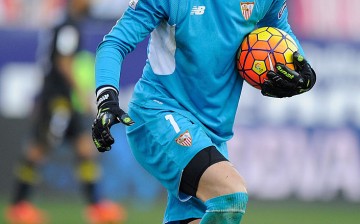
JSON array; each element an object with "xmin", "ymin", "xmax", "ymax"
[
  {"xmin": 251, "ymin": 26, "xmax": 268, "ymax": 34},
  {"xmin": 241, "ymin": 37, "xmax": 250, "ymax": 51},
  {"xmin": 268, "ymin": 35, "xmax": 283, "ymax": 49},
  {"xmin": 285, "ymin": 34, "xmax": 297, "ymax": 46},
  {"xmin": 273, "ymin": 39, "xmax": 288, "ymax": 54},
  {"xmin": 251, "ymin": 49, "xmax": 269, "ymax": 60},
  {"xmin": 247, "ymin": 34, "xmax": 258, "ymax": 48},
  {"xmin": 265, "ymin": 53, "xmax": 276, "ymax": 71},
  {"xmin": 286, "ymin": 39, "xmax": 298, "ymax": 52},
  {"xmin": 267, "ymin": 27, "xmax": 283, "ymax": 37},
  {"xmin": 285, "ymin": 64, "xmax": 295, "ymax": 70},
  {"xmin": 237, "ymin": 50, "xmax": 244, "ymax": 70},
  {"xmin": 257, "ymin": 31, "xmax": 272, "ymax": 41},
  {"xmin": 252, "ymin": 60, "xmax": 267, "ymax": 75},
  {"xmin": 273, "ymin": 52, "xmax": 286, "ymax": 64},
  {"xmin": 284, "ymin": 49, "xmax": 294, "ymax": 64},
  {"xmin": 242, "ymin": 70, "xmax": 262, "ymax": 89},
  {"xmin": 242, "ymin": 52, "xmax": 255, "ymax": 70},
  {"xmin": 252, "ymin": 41, "xmax": 271, "ymax": 51}
]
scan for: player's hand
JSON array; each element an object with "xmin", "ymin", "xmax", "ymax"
[
  {"xmin": 261, "ymin": 52, "xmax": 316, "ymax": 98},
  {"xmin": 92, "ymin": 87, "xmax": 134, "ymax": 152}
]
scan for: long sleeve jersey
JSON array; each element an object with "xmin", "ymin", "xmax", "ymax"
[{"xmin": 95, "ymin": 0, "xmax": 304, "ymax": 143}]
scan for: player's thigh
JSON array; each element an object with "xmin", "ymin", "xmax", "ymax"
[
  {"xmin": 196, "ymin": 160, "xmax": 247, "ymax": 202},
  {"xmin": 180, "ymin": 145, "xmax": 247, "ymax": 202},
  {"xmin": 126, "ymin": 104, "xmax": 212, "ymax": 198}
]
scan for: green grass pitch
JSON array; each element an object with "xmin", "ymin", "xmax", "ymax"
[{"xmin": 1, "ymin": 196, "xmax": 360, "ymax": 224}]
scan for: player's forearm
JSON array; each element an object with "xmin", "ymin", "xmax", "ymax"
[
  {"xmin": 95, "ymin": 11, "xmax": 154, "ymax": 90},
  {"xmin": 95, "ymin": 45, "xmax": 124, "ymax": 91},
  {"xmin": 95, "ymin": 24, "xmax": 138, "ymax": 90}
]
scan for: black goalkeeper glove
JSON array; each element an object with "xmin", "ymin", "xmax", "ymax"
[
  {"xmin": 92, "ymin": 87, "xmax": 134, "ymax": 152},
  {"xmin": 261, "ymin": 51, "xmax": 316, "ymax": 98}
]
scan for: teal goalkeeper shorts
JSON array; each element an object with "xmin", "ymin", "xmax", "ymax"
[{"xmin": 126, "ymin": 103, "xmax": 229, "ymax": 223}]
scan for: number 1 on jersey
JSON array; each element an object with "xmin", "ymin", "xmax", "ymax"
[{"xmin": 165, "ymin": 114, "xmax": 180, "ymax": 133}]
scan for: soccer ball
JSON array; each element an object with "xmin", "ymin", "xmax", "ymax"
[{"xmin": 236, "ymin": 26, "xmax": 298, "ymax": 89}]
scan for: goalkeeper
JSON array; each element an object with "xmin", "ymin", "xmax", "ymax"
[{"xmin": 92, "ymin": 0, "xmax": 316, "ymax": 223}]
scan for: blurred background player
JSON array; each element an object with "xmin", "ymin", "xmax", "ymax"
[{"xmin": 5, "ymin": 0, "xmax": 126, "ymax": 223}]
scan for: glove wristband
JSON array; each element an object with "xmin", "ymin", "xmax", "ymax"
[
  {"xmin": 96, "ymin": 86, "xmax": 119, "ymax": 109},
  {"xmin": 96, "ymin": 85, "xmax": 118, "ymax": 97}
]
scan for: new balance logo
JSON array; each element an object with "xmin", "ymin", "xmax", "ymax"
[
  {"xmin": 129, "ymin": 0, "xmax": 138, "ymax": 10},
  {"xmin": 190, "ymin": 6, "xmax": 206, "ymax": 15}
]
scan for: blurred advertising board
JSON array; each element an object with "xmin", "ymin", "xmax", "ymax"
[
  {"xmin": 228, "ymin": 37, "xmax": 360, "ymax": 201},
  {"xmin": 288, "ymin": 0, "xmax": 360, "ymax": 42}
]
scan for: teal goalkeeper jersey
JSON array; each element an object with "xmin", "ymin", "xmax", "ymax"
[{"xmin": 95, "ymin": 0, "xmax": 304, "ymax": 144}]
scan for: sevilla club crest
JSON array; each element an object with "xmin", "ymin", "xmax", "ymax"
[
  {"xmin": 175, "ymin": 130, "xmax": 192, "ymax": 147},
  {"xmin": 240, "ymin": 2, "xmax": 255, "ymax": 20}
]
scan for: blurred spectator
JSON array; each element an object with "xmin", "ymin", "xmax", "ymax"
[
  {"xmin": 91, "ymin": 0, "xmax": 128, "ymax": 19},
  {"xmin": 4, "ymin": 0, "xmax": 127, "ymax": 223},
  {"xmin": 0, "ymin": 0, "xmax": 23, "ymax": 25},
  {"xmin": 0, "ymin": 0, "xmax": 129, "ymax": 28},
  {"xmin": 0, "ymin": 0, "xmax": 65, "ymax": 27}
]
